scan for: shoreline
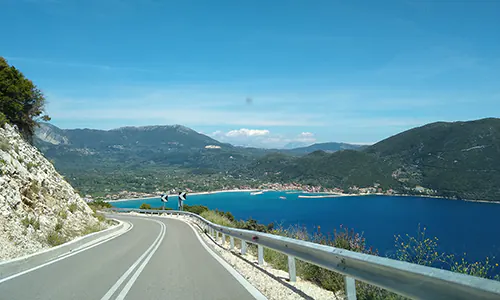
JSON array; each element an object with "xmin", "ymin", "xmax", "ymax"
[
  {"xmin": 104, "ymin": 189, "xmax": 500, "ymax": 205},
  {"xmin": 105, "ymin": 189, "xmax": 260, "ymax": 202}
]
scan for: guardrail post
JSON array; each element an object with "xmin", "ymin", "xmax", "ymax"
[
  {"xmin": 258, "ymin": 245, "xmax": 264, "ymax": 265},
  {"xmin": 230, "ymin": 236, "xmax": 234, "ymax": 250},
  {"xmin": 222, "ymin": 233, "xmax": 226, "ymax": 246},
  {"xmin": 288, "ymin": 256, "xmax": 296, "ymax": 282},
  {"xmin": 241, "ymin": 240, "xmax": 247, "ymax": 255},
  {"xmin": 345, "ymin": 276, "xmax": 357, "ymax": 300}
]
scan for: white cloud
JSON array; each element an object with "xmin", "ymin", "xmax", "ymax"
[
  {"xmin": 299, "ymin": 132, "xmax": 314, "ymax": 137},
  {"xmin": 226, "ymin": 128, "xmax": 270, "ymax": 137},
  {"xmin": 209, "ymin": 129, "xmax": 317, "ymax": 148}
]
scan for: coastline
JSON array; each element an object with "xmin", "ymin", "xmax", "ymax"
[
  {"xmin": 104, "ymin": 189, "xmax": 500, "ymax": 205},
  {"xmin": 105, "ymin": 189, "xmax": 260, "ymax": 203}
]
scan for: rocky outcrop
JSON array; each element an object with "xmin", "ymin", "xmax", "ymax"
[{"xmin": 0, "ymin": 124, "xmax": 108, "ymax": 260}]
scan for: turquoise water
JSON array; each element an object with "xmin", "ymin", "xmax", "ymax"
[{"xmin": 113, "ymin": 191, "xmax": 500, "ymax": 263}]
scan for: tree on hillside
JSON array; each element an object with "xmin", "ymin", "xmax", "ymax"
[{"xmin": 0, "ymin": 57, "xmax": 50, "ymax": 142}]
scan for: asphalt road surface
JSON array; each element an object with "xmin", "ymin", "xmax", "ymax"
[{"xmin": 0, "ymin": 215, "xmax": 262, "ymax": 300}]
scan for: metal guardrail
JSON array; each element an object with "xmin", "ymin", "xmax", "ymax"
[{"xmin": 109, "ymin": 208, "xmax": 500, "ymax": 300}]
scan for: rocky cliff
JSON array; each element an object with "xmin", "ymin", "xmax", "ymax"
[{"xmin": 0, "ymin": 124, "xmax": 109, "ymax": 260}]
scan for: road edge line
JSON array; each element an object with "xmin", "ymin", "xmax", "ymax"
[
  {"xmin": 0, "ymin": 220, "xmax": 133, "ymax": 284},
  {"xmin": 183, "ymin": 218, "xmax": 268, "ymax": 300},
  {"xmin": 0, "ymin": 218, "xmax": 124, "ymax": 267}
]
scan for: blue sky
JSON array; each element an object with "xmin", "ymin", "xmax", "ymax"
[{"xmin": 2, "ymin": 0, "xmax": 499, "ymax": 148}]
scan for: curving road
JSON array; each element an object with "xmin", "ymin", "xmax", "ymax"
[{"xmin": 0, "ymin": 215, "xmax": 264, "ymax": 300}]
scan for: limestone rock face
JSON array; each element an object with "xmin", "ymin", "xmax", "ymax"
[{"xmin": 0, "ymin": 124, "xmax": 108, "ymax": 260}]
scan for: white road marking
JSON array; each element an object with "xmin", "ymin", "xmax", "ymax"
[
  {"xmin": 100, "ymin": 219, "xmax": 166, "ymax": 300},
  {"xmin": 0, "ymin": 221, "xmax": 133, "ymax": 284},
  {"xmin": 0, "ymin": 219, "xmax": 126, "ymax": 266},
  {"xmin": 182, "ymin": 219, "xmax": 268, "ymax": 300},
  {"xmin": 115, "ymin": 220, "xmax": 166, "ymax": 300}
]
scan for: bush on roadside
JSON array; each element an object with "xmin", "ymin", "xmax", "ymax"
[
  {"xmin": 200, "ymin": 210, "xmax": 235, "ymax": 227},
  {"xmin": 183, "ymin": 204, "xmax": 209, "ymax": 214},
  {"xmin": 194, "ymin": 208, "xmax": 500, "ymax": 299},
  {"xmin": 395, "ymin": 224, "xmax": 499, "ymax": 280},
  {"xmin": 81, "ymin": 223, "xmax": 103, "ymax": 235},
  {"xmin": 88, "ymin": 200, "xmax": 113, "ymax": 211},
  {"xmin": 46, "ymin": 230, "xmax": 66, "ymax": 246},
  {"xmin": 139, "ymin": 203, "xmax": 151, "ymax": 209}
]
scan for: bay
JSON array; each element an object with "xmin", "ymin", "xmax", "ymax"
[{"xmin": 112, "ymin": 191, "xmax": 500, "ymax": 264}]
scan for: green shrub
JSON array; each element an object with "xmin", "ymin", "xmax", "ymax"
[
  {"xmin": 0, "ymin": 112, "xmax": 7, "ymax": 127},
  {"xmin": 139, "ymin": 203, "xmax": 151, "ymax": 209},
  {"xmin": 94, "ymin": 212, "xmax": 106, "ymax": 223},
  {"xmin": 395, "ymin": 225, "xmax": 499, "ymax": 280},
  {"xmin": 21, "ymin": 217, "xmax": 40, "ymax": 230},
  {"xmin": 0, "ymin": 57, "xmax": 50, "ymax": 142},
  {"xmin": 183, "ymin": 204, "xmax": 209, "ymax": 215},
  {"xmin": 59, "ymin": 210, "xmax": 68, "ymax": 219},
  {"xmin": 46, "ymin": 230, "xmax": 66, "ymax": 246},
  {"xmin": 88, "ymin": 200, "xmax": 113, "ymax": 210},
  {"xmin": 0, "ymin": 139, "xmax": 10, "ymax": 152},
  {"xmin": 451, "ymin": 255, "xmax": 499, "ymax": 279},
  {"xmin": 26, "ymin": 162, "xmax": 37, "ymax": 171},
  {"xmin": 55, "ymin": 220, "xmax": 63, "ymax": 232},
  {"xmin": 200, "ymin": 210, "xmax": 235, "ymax": 227},
  {"xmin": 82, "ymin": 223, "xmax": 102, "ymax": 235},
  {"xmin": 393, "ymin": 224, "xmax": 447, "ymax": 267},
  {"xmin": 68, "ymin": 203, "xmax": 78, "ymax": 213}
]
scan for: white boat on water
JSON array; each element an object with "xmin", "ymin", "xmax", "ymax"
[
  {"xmin": 250, "ymin": 191, "xmax": 264, "ymax": 195},
  {"xmin": 279, "ymin": 196, "xmax": 286, "ymax": 200}
]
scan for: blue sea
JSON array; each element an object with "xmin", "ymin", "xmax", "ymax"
[{"xmin": 112, "ymin": 191, "xmax": 500, "ymax": 264}]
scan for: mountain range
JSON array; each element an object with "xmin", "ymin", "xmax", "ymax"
[{"xmin": 34, "ymin": 118, "xmax": 500, "ymax": 201}]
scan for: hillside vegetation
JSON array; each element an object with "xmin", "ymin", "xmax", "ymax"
[
  {"xmin": 366, "ymin": 118, "xmax": 500, "ymax": 200},
  {"xmin": 237, "ymin": 118, "xmax": 500, "ymax": 200},
  {"xmin": 34, "ymin": 117, "xmax": 500, "ymax": 201},
  {"xmin": 0, "ymin": 57, "xmax": 50, "ymax": 141}
]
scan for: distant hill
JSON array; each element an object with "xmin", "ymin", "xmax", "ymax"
[
  {"xmin": 34, "ymin": 119, "xmax": 500, "ymax": 201},
  {"xmin": 282, "ymin": 141, "xmax": 312, "ymax": 149},
  {"xmin": 240, "ymin": 150, "xmax": 397, "ymax": 190},
  {"xmin": 240, "ymin": 118, "xmax": 500, "ymax": 201},
  {"xmin": 34, "ymin": 123, "xmax": 251, "ymax": 174},
  {"xmin": 36, "ymin": 123, "xmax": 225, "ymax": 150},
  {"xmin": 365, "ymin": 118, "xmax": 500, "ymax": 200},
  {"xmin": 281, "ymin": 142, "xmax": 363, "ymax": 155}
]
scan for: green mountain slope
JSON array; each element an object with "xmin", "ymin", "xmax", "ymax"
[
  {"xmin": 242, "ymin": 150, "xmax": 398, "ymax": 189},
  {"xmin": 365, "ymin": 118, "xmax": 500, "ymax": 200},
  {"xmin": 239, "ymin": 118, "xmax": 500, "ymax": 200},
  {"xmin": 34, "ymin": 118, "xmax": 500, "ymax": 201}
]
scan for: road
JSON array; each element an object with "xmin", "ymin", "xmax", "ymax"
[{"xmin": 0, "ymin": 215, "xmax": 263, "ymax": 300}]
